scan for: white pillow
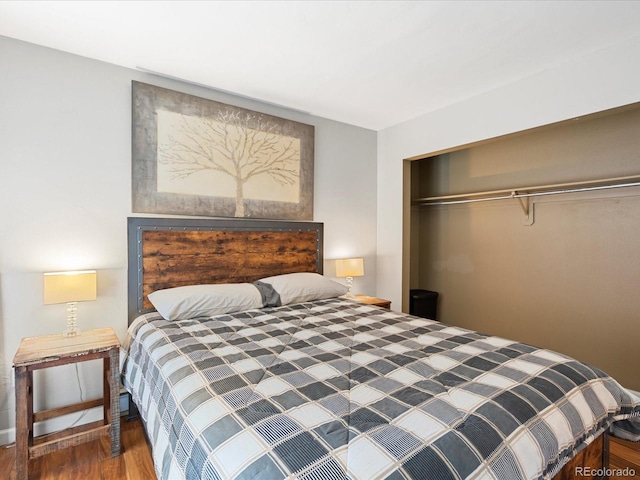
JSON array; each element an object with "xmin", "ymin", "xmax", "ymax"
[
  {"xmin": 148, "ymin": 283, "xmax": 262, "ymax": 321},
  {"xmin": 258, "ymin": 272, "xmax": 348, "ymax": 305}
]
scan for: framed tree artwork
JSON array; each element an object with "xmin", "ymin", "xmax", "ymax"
[{"xmin": 132, "ymin": 81, "xmax": 314, "ymax": 220}]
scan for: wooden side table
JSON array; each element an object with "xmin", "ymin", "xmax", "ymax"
[
  {"xmin": 13, "ymin": 327, "xmax": 121, "ymax": 480},
  {"xmin": 353, "ymin": 294, "xmax": 392, "ymax": 309}
]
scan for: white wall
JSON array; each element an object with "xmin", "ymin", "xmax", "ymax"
[
  {"xmin": 377, "ymin": 35, "xmax": 640, "ymax": 310},
  {"xmin": 0, "ymin": 36, "xmax": 377, "ymax": 443}
]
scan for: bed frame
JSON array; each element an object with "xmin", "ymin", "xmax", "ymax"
[
  {"xmin": 127, "ymin": 216, "xmax": 323, "ymax": 323},
  {"xmin": 125, "ymin": 216, "xmax": 608, "ymax": 480}
]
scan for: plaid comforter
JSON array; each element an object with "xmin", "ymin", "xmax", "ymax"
[{"xmin": 122, "ymin": 298, "xmax": 640, "ymax": 480}]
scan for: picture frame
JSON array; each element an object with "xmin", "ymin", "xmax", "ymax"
[{"xmin": 132, "ymin": 81, "xmax": 314, "ymax": 220}]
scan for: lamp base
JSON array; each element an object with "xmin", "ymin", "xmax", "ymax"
[
  {"xmin": 344, "ymin": 276, "xmax": 355, "ymax": 298},
  {"xmin": 63, "ymin": 302, "xmax": 82, "ymax": 337},
  {"xmin": 63, "ymin": 326, "xmax": 81, "ymax": 337}
]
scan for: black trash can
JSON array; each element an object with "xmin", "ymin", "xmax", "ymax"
[{"xmin": 409, "ymin": 289, "xmax": 438, "ymax": 320}]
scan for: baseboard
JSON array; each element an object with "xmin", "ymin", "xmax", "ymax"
[{"xmin": 0, "ymin": 427, "xmax": 14, "ymax": 447}]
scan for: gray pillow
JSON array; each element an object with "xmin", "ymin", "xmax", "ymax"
[
  {"xmin": 258, "ymin": 272, "xmax": 348, "ymax": 305},
  {"xmin": 148, "ymin": 283, "xmax": 262, "ymax": 321}
]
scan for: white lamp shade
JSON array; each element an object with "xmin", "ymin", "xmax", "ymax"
[
  {"xmin": 335, "ymin": 258, "xmax": 364, "ymax": 278},
  {"xmin": 43, "ymin": 270, "xmax": 97, "ymax": 305}
]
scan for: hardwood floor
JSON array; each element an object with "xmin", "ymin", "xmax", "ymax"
[
  {"xmin": 611, "ymin": 436, "xmax": 640, "ymax": 479},
  {"xmin": 0, "ymin": 418, "xmax": 156, "ymax": 480},
  {"xmin": 0, "ymin": 419, "xmax": 638, "ymax": 479}
]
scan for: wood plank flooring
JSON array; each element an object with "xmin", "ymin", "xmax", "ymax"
[
  {"xmin": 611, "ymin": 436, "xmax": 640, "ymax": 479},
  {"xmin": 0, "ymin": 418, "xmax": 156, "ymax": 480},
  {"xmin": 0, "ymin": 418, "xmax": 638, "ymax": 479}
]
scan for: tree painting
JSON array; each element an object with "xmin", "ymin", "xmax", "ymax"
[
  {"xmin": 132, "ymin": 82, "xmax": 314, "ymax": 220},
  {"xmin": 157, "ymin": 109, "xmax": 301, "ymax": 217}
]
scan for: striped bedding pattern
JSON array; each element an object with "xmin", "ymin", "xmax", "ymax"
[{"xmin": 122, "ymin": 297, "xmax": 640, "ymax": 479}]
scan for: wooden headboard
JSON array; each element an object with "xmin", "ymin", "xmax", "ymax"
[{"xmin": 127, "ymin": 217, "xmax": 324, "ymax": 323}]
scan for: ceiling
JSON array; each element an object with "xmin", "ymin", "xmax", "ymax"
[{"xmin": 2, "ymin": 1, "xmax": 640, "ymax": 131}]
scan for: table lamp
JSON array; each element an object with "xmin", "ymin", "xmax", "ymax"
[
  {"xmin": 43, "ymin": 270, "xmax": 97, "ymax": 336},
  {"xmin": 335, "ymin": 258, "xmax": 364, "ymax": 298}
]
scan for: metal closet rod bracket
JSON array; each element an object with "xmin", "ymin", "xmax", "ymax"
[{"xmin": 511, "ymin": 192, "xmax": 534, "ymax": 226}]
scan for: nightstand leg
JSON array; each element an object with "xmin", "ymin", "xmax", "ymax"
[
  {"xmin": 15, "ymin": 366, "xmax": 31, "ymax": 480},
  {"xmin": 106, "ymin": 348, "xmax": 121, "ymax": 456}
]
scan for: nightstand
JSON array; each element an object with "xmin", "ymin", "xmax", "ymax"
[
  {"xmin": 353, "ymin": 294, "xmax": 392, "ymax": 309},
  {"xmin": 13, "ymin": 327, "xmax": 121, "ymax": 480}
]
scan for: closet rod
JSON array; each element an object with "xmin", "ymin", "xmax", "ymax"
[{"xmin": 412, "ymin": 174, "xmax": 640, "ymax": 206}]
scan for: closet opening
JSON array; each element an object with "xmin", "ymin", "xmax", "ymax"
[{"xmin": 403, "ymin": 101, "xmax": 640, "ymax": 391}]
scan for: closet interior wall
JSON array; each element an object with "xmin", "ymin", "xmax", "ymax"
[{"xmin": 409, "ymin": 103, "xmax": 640, "ymax": 391}]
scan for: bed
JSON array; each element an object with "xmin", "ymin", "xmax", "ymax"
[{"xmin": 122, "ymin": 217, "xmax": 640, "ymax": 480}]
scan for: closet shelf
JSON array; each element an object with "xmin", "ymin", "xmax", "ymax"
[{"xmin": 412, "ymin": 174, "xmax": 640, "ymax": 207}]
